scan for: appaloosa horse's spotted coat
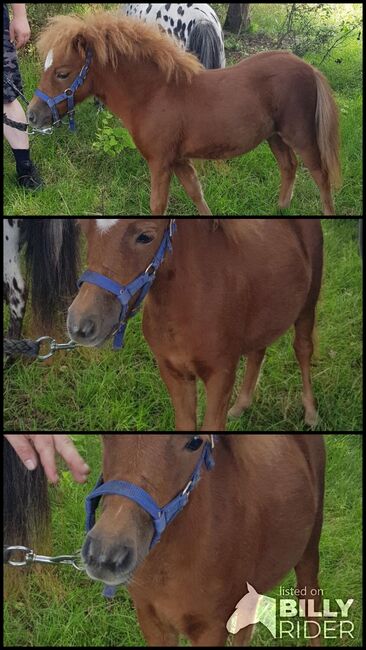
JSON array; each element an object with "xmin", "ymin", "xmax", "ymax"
[
  {"xmin": 3, "ymin": 219, "xmax": 26, "ymax": 338},
  {"xmin": 122, "ymin": 3, "xmax": 225, "ymax": 68}
]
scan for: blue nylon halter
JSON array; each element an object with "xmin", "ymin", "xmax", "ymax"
[
  {"xmin": 78, "ymin": 219, "xmax": 177, "ymax": 350},
  {"xmin": 35, "ymin": 48, "xmax": 93, "ymax": 132},
  {"xmin": 85, "ymin": 436, "xmax": 216, "ymax": 597}
]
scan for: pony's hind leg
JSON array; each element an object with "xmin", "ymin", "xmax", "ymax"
[
  {"xmin": 174, "ymin": 160, "xmax": 212, "ymax": 215},
  {"xmin": 268, "ymin": 134, "xmax": 298, "ymax": 209},
  {"xmin": 297, "ymin": 144, "xmax": 335, "ymax": 215},
  {"xmin": 294, "ymin": 312, "xmax": 318, "ymax": 427},
  {"xmin": 228, "ymin": 349, "xmax": 266, "ymax": 419},
  {"xmin": 295, "ymin": 498, "xmax": 324, "ymax": 646}
]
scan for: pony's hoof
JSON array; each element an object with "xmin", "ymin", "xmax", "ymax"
[
  {"xmin": 305, "ymin": 410, "xmax": 319, "ymax": 428},
  {"xmin": 228, "ymin": 406, "xmax": 243, "ymax": 419}
]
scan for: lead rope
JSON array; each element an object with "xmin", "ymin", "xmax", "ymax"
[{"xmin": 4, "ymin": 336, "xmax": 78, "ymax": 361}]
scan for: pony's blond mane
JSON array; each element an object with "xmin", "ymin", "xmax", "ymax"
[{"xmin": 37, "ymin": 11, "xmax": 203, "ymax": 83}]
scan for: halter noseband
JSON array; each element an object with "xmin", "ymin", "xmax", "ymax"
[
  {"xmin": 85, "ymin": 436, "xmax": 216, "ymax": 596},
  {"xmin": 34, "ymin": 48, "xmax": 93, "ymax": 132},
  {"xmin": 78, "ymin": 219, "xmax": 177, "ymax": 350}
]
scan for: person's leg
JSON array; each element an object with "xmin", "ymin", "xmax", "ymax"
[
  {"xmin": 4, "ymin": 99, "xmax": 43, "ymax": 189},
  {"xmin": 3, "ymin": 4, "xmax": 43, "ymax": 189}
]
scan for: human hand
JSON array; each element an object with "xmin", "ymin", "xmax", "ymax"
[{"xmin": 4, "ymin": 434, "xmax": 90, "ymax": 484}]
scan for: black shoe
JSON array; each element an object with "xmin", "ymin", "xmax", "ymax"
[{"xmin": 17, "ymin": 160, "xmax": 43, "ymax": 190}]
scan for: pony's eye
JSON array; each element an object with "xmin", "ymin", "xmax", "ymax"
[
  {"xmin": 136, "ymin": 233, "xmax": 154, "ymax": 244},
  {"xmin": 185, "ymin": 436, "xmax": 203, "ymax": 452}
]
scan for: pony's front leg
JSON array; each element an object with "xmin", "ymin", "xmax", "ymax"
[
  {"xmin": 201, "ymin": 367, "xmax": 236, "ymax": 431},
  {"xmin": 135, "ymin": 604, "xmax": 179, "ymax": 646},
  {"xmin": 190, "ymin": 626, "xmax": 228, "ymax": 647},
  {"xmin": 149, "ymin": 162, "xmax": 172, "ymax": 215},
  {"xmin": 157, "ymin": 360, "xmax": 197, "ymax": 431}
]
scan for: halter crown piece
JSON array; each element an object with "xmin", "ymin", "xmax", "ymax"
[
  {"xmin": 78, "ymin": 219, "xmax": 177, "ymax": 350},
  {"xmin": 85, "ymin": 435, "xmax": 217, "ymax": 598}
]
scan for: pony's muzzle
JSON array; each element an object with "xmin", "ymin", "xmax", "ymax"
[
  {"xmin": 27, "ymin": 100, "xmax": 53, "ymax": 129},
  {"xmin": 67, "ymin": 287, "xmax": 121, "ymax": 347},
  {"xmin": 82, "ymin": 533, "xmax": 137, "ymax": 585}
]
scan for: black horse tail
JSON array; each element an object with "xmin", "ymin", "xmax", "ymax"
[
  {"xmin": 22, "ymin": 218, "xmax": 80, "ymax": 328},
  {"xmin": 3, "ymin": 438, "xmax": 50, "ymax": 553},
  {"xmin": 188, "ymin": 21, "xmax": 224, "ymax": 69}
]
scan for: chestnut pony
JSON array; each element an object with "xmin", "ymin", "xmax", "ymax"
[
  {"xmin": 83, "ymin": 434, "xmax": 326, "ymax": 646},
  {"xmin": 28, "ymin": 12, "xmax": 340, "ymax": 215},
  {"xmin": 68, "ymin": 219, "xmax": 323, "ymax": 431}
]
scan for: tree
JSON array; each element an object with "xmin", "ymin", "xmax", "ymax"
[{"xmin": 224, "ymin": 3, "xmax": 251, "ymax": 34}]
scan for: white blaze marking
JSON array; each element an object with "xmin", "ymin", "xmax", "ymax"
[
  {"xmin": 96, "ymin": 219, "xmax": 119, "ymax": 232},
  {"xmin": 44, "ymin": 49, "xmax": 53, "ymax": 71}
]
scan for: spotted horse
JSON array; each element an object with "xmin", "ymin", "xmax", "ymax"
[
  {"xmin": 3, "ymin": 219, "xmax": 79, "ymax": 341},
  {"xmin": 122, "ymin": 3, "xmax": 226, "ymax": 69}
]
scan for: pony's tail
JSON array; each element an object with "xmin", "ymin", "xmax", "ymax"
[
  {"xmin": 314, "ymin": 69, "xmax": 341, "ymax": 189},
  {"xmin": 23, "ymin": 219, "xmax": 80, "ymax": 328},
  {"xmin": 188, "ymin": 21, "xmax": 225, "ymax": 69},
  {"xmin": 4, "ymin": 439, "xmax": 51, "ymax": 596},
  {"xmin": 3, "ymin": 438, "xmax": 50, "ymax": 550}
]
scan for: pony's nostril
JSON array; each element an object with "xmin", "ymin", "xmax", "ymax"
[
  {"xmin": 27, "ymin": 110, "xmax": 36, "ymax": 124},
  {"xmin": 79, "ymin": 318, "xmax": 96, "ymax": 339}
]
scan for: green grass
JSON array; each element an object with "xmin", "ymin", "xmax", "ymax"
[
  {"xmin": 3, "ymin": 5, "xmax": 362, "ymax": 216},
  {"xmin": 3, "ymin": 218, "xmax": 362, "ymax": 432},
  {"xmin": 3, "ymin": 434, "xmax": 362, "ymax": 647}
]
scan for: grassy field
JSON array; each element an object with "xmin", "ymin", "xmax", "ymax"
[
  {"xmin": 3, "ymin": 218, "xmax": 363, "ymax": 432},
  {"xmin": 3, "ymin": 434, "xmax": 363, "ymax": 647},
  {"xmin": 3, "ymin": 4, "xmax": 362, "ymax": 216}
]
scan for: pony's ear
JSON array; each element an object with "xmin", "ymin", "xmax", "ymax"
[
  {"xmin": 72, "ymin": 34, "xmax": 88, "ymax": 56},
  {"xmin": 247, "ymin": 582, "xmax": 259, "ymax": 596},
  {"xmin": 212, "ymin": 219, "xmax": 220, "ymax": 231}
]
